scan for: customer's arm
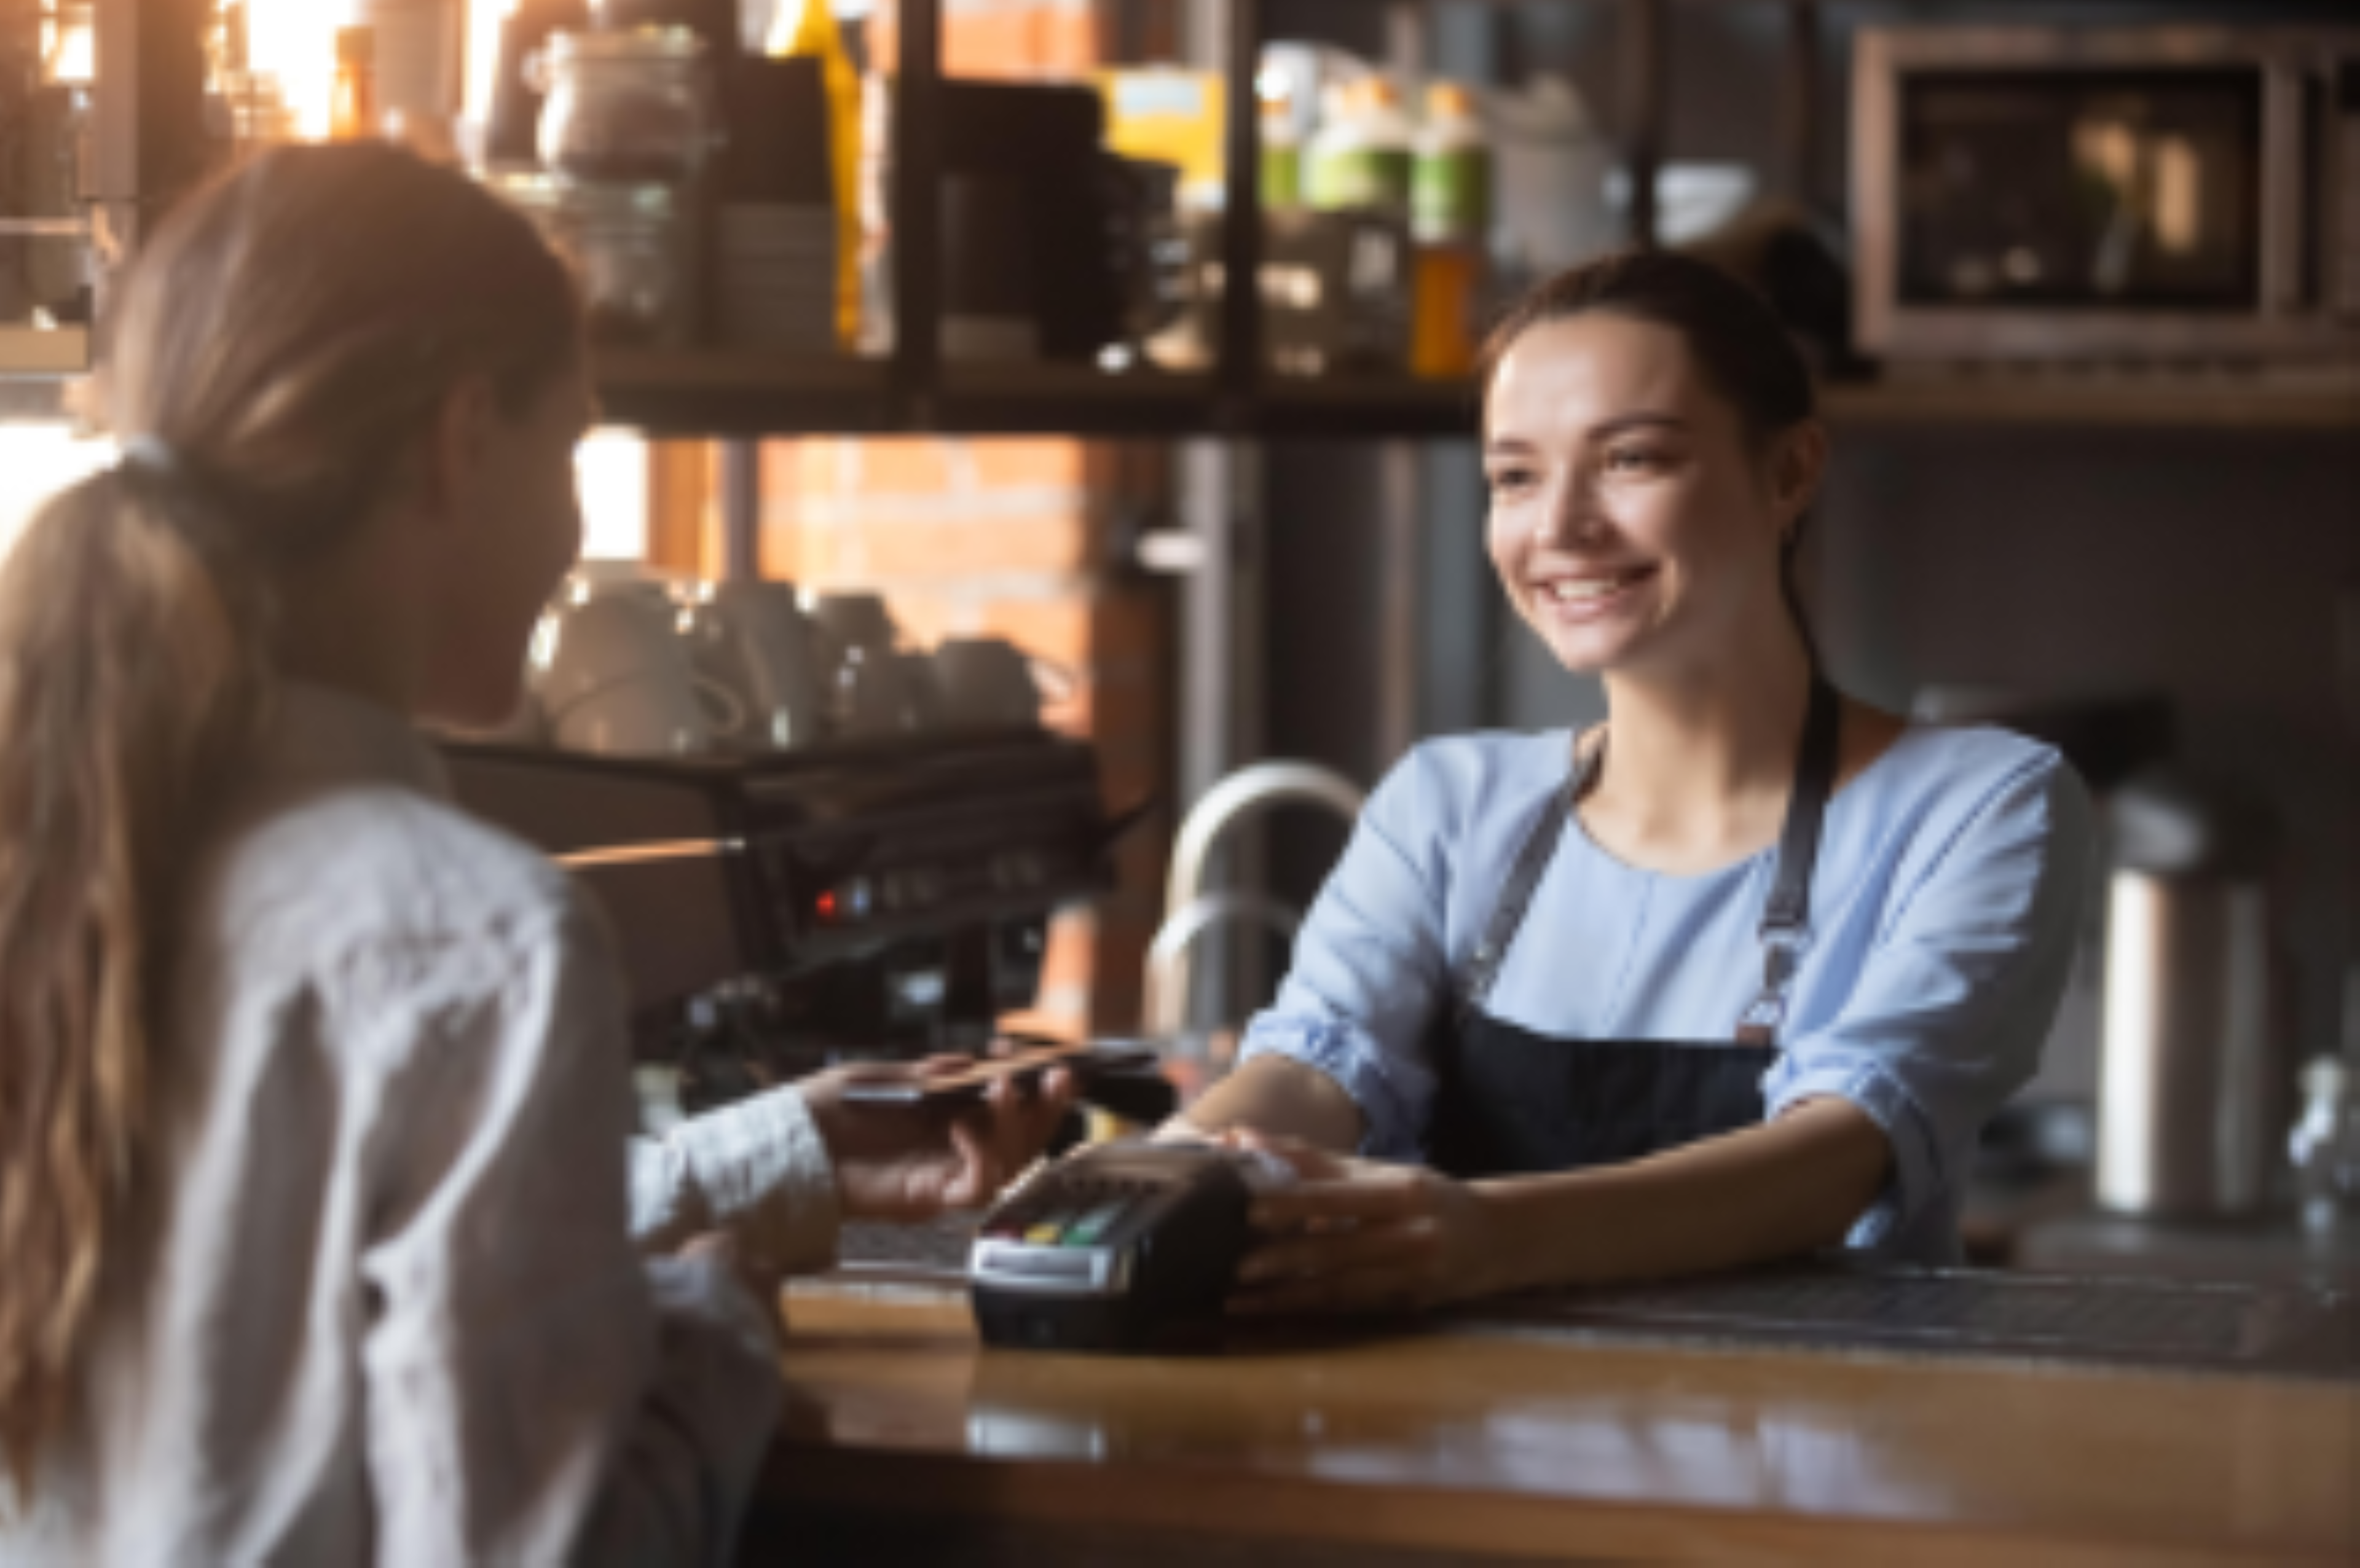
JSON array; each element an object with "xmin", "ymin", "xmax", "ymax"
[
  {"xmin": 630, "ymin": 1059, "xmax": 1079, "ymax": 1261},
  {"xmin": 629, "ymin": 1088, "xmax": 843, "ymax": 1269}
]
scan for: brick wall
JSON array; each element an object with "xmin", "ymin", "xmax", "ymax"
[
  {"xmin": 701, "ymin": 4, "xmax": 1179, "ymax": 1043},
  {"xmin": 753, "ymin": 437, "xmax": 1171, "ymax": 1039},
  {"xmin": 868, "ymin": 0, "xmax": 1105, "ymax": 78}
]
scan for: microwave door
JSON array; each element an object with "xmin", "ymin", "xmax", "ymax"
[
  {"xmin": 1855, "ymin": 25, "xmax": 2360, "ymax": 363},
  {"xmin": 2332, "ymin": 58, "xmax": 2360, "ymax": 323},
  {"xmin": 1896, "ymin": 68, "xmax": 2265, "ymax": 318}
]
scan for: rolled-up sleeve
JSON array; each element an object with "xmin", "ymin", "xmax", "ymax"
[
  {"xmin": 1764, "ymin": 755, "xmax": 2096, "ymax": 1252},
  {"xmin": 629, "ymin": 1086, "xmax": 842, "ymax": 1275},
  {"xmin": 1237, "ymin": 751, "xmax": 1457, "ymax": 1159}
]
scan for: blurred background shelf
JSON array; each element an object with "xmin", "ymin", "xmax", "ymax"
[
  {"xmin": 0, "ymin": 378, "xmax": 74, "ymax": 424},
  {"xmin": 1256, "ymin": 376, "xmax": 1481, "ymax": 437},
  {"xmin": 1822, "ymin": 376, "xmax": 2360, "ymax": 434},
  {"xmin": 591, "ymin": 350, "xmax": 892, "ymax": 437},
  {"xmin": 934, "ymin": 364, "xmax": 1220, "ymax": 435},
  {"xmin": 587, "ymin": 353, "xmax": 2357, "ymax": 438},
  {"xmin": 588, "ymin": 353, "xmax": 1484, "ymax": 437}
]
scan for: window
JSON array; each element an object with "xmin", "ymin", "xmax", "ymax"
[
  {"xmin": 0, "ymin": 424, "xmax": 111, "ymax": 561},
  {"xmin": 577, "ymin": 428, "xmax": 651, "ymax": 561},
  {"xmin": 0, "ymin": 424, "xmax": 649, "ymax": 563}
]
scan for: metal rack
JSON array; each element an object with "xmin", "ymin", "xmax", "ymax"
[
  {"xmin": 10, "ymin": 0, "xmax": 2357, "ymax": 437},
  {"xmin": 614, "ymin": 0, "xmax": 1500, "ymax": 439},
  {"xmin": 631, "ymin": 0, "xmax": 1678, "ymax": 437},
  {"xmin": 596, "ymin": 0, "xmax": 2360, "ymax": 439}
]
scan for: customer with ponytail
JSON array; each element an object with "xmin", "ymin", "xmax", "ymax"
[{"xmin": 0, "ymin": 143, "xmax": 1069, "ymax": 1561}]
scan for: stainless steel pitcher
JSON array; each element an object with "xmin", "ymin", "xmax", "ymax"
[{"xmin": 2096, "ymin": 770, "xmax": 2280, "ymax": 1217}]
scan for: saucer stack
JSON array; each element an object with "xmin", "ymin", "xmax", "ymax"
[
  {"xmin": 715, "ymin": 53, "xmax": 840, "ymax": 355},
  {"xmin": 714, "ymin": 203, "xmax": 838, "ymax": 351}
]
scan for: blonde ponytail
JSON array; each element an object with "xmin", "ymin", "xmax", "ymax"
[
  {"xmin": 0, "ymin": 465, "xmax": 270, "ymax": 1486},
  {"xmin": 0, "ymin": 142, "xmax": 576, "ymax": 1491}
]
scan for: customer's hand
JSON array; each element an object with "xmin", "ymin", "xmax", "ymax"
[
  {"xmin": 1223, "ymin": 1130, "xmax": 1506, "ymax": 1317},
  {"xmin": 800, "ymin": 1050, "xmax": 1076, "ymax": 1223}
]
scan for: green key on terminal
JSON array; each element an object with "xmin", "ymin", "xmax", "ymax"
[{"xmin": 1059, "ymin": 1198, "xmax": 1133, "ymax": 1247}]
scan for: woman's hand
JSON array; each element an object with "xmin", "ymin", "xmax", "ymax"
[
  {"xmin": 1225, "ymin": 1131, "xmax": 1508, "ymax": 1317},
  {"xmin": 800, "ymin": 1050, "xmax": 1076, "ymax": 1223}
]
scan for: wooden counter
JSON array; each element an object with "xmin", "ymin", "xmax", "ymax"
[{"xmin": 744, "ymin": 1281, "xmax": 2358, "ymax": 1567}]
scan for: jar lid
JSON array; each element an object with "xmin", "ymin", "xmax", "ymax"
[
  {"xmin": 545, "ymin": 26, "xmax": 708, "ymax": 64},
  {"xmin": 482, "ymin": 170, "xmax": 677, "ymax": 223},
  {"xmin": 2109, "ymin": 765, "xmax": 2278, "ymax": 879},
  {"xmin": 481, "ymin": 170, "xmax": 568, "ymax": 212},
  {"xmin": 559, "ymin": 181, "xmax": 680, "ymax": 223}
]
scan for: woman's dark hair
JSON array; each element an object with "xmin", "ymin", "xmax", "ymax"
[{"xmin": 1479, "ymin": 250, "xmax": 1821, "ymax": 667}]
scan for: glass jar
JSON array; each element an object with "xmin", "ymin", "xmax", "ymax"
[
  {"xmin": 2290, "ymin": 1056, "xmax": 2360, "ymax": 1231},
  {"xmin": 491, "ymin": 174, "xmax": 691, "ymax": 345},
  {"xmin": 529, "ymin": 28, "xmax": 715, "ymax": 188}
]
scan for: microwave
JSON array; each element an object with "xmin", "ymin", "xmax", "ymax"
[{"xmin": 1852, "ymin": 26, "xmax": 2360, "ymax": 364}]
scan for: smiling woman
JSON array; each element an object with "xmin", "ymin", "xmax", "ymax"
[
  {"xmin": 1481, "ymin": 257, "xmax": 1823, "ymax": 696},
  {"xmin": 1173, "ymin": 251, "xmax": 2096, "ymax": 1319}
]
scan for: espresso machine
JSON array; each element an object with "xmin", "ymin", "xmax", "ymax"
[{"xmin": 438, "ymin": 728, "xmax": 1136, "ymax": 1111}]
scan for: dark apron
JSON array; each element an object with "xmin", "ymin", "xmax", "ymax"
[{"xmin": 1426, "ymin": 678, "xmax": 1841, "ymax": 1180}]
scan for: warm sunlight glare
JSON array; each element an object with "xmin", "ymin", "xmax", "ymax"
[{"xmin": 242, "ymin": 0, "xmax": 343, "ymax": 140}]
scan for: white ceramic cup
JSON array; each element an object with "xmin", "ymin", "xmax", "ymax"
[
  {"xmin": 688, "ymin": 581, "xmax": 829, "ymax": 750},
  {"xmin": 833, "ymin": 644, "xmax": 940, "ymax": 739},
  {"xmin": 551, "ymin": 675, "xmax": 743, "ymax": 757},
  {"xmin": 808, "ymin": 590, "xmax": 896, "ymax": 660},
  {"xmin": 535, "ymin": 594, "xmax": 743, "ymax": 756},
  {"xmin": 932, "ymin": 637, "xmax": 1048, "ymax": 729},
  {"xmin": 444, "ymin": 689, "xmax": 548, "ymax": 747}
]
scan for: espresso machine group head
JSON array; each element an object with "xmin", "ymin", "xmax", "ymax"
[{"xmin": 438, "ymin": 728, "xmax": 1134, "ymax": 1096}]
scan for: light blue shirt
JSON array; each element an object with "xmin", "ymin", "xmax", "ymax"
[{"xmin": 1237, "ymin": 722, "xmax": 2096, "ymax": 1266}]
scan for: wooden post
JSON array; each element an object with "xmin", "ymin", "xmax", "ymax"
[
  {"xmin": 1780, "ymin": 2, "xmax": 1823, "ymax": 207},
  {"xmin": 1619, "ymin": 0, "xmax": 1666, "ymax": 249},
  {"xmin": 1216, "ymin": 0, "xmax": 1261, "ymax": 411},
  {"xmin": 891, "ymin": 0, "xmax": 942, "ymax": 427}
]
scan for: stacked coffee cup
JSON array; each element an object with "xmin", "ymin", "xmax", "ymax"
[{"xmin": 522, "ymin": 571, "xmax": 1061, "ymax": 758}]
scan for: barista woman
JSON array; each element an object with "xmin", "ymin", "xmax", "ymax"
[
  {"xmin": 0, "ymin": 145, "xmax": 1068, "ymax": 1561},
  {"xmin": 1182, "ymin": 253, "xmax": 2093, "ymax": 1316}
]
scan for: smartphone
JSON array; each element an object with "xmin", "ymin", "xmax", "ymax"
[{"xmin": 836, "ymin": 1038, "xmax": 1160, "ymax": 1108}]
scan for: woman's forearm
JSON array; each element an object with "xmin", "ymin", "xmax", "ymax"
[
  {"xmin": 1166, "ymin": 1054, "xmax": 1365, "ymax": 1152},
  {"xmin": 1474, "ymin": 1099, "xmax": 1893, "ymax": 1294}
]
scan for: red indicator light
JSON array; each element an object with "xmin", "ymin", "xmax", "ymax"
[{"xmin": 816, "ymin": 892, "xmax": 839, "ymax": 921}]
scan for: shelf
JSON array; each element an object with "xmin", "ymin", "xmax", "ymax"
[
  {"xmin": 594, "ymin": 351, "xmax": 2360, "ymax": 439},
  {"xmin": 591, "ymin": 350, "xmax": 1485, "ymax": 439},
  {"xmin": 0, "ymin": 377, "xmax": 76, "ymax": 423},
  {"xmin": 934, "ymin": 364, "xmax": 1221, "ymax": 436},
  {"xmin": 592, "ymin": 350, "xmax": 893, "ymax": 437},
  {"xmin": 1821, "ymin": 375, "xmax": 2360, "ymax": 433},
  {"xmin": 23, "ymin": 352, "xmax": 2348, "ymax": 442},
  {"xmin": 1258, "ymin": 377, "xmax": 1482, "ymax": 438}
]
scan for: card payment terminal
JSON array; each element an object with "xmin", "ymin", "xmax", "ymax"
[{"xmin": 969, "ymin": 1142, "xmax": 1287, "ymax": 1353}]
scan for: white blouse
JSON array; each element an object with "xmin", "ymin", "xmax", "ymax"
[{"xmin": 2, "ymin": 684, "xmax": 840, "ymax": 1564}]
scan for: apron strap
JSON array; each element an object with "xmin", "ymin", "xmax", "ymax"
[
  {"xmin": 1454, "ymin": 678, "xmax": 1842, "ymax": 1047},
  {"xmin": 1736, "ymin": 675, "xmax": 1843, "ymax": 1045},
  {"xmin": 1459, "ymin": 740, "xmax": 1599, "ymax": 1014}
]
